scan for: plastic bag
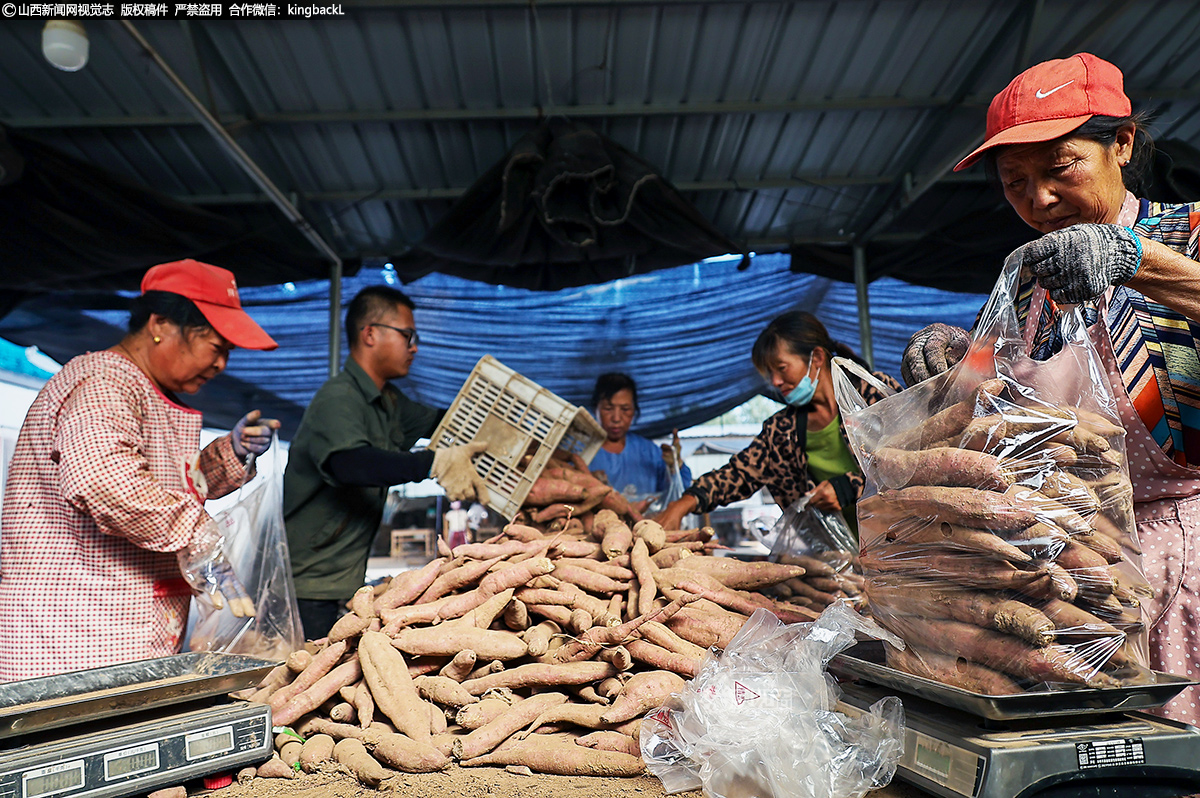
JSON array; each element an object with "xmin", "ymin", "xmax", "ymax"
[
  {"xmin": 188, "ymin": 438, "xmax": 304, "ymax": 661},
  {"xmin": 648, "ymin": 457, "xmax": 687, "ymax": 516},
  {"xmin": 832, "ymin": 250, "xmax": 1152, "ymax": 695},
  {"xmin": 641, "ymin": 601, "xmax": 905, "ymax": 798},
  {"xmin": 749, "ymin": 495, "xmax": 866, "ymax": 610}
]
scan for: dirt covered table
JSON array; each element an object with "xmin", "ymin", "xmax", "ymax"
[{"xmin": 208, "ymin": 765, "xmax": 937, "ymax": 798}]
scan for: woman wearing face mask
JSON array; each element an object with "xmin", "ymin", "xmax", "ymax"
[{"xmin": 655, "ymin": 311, "xmax": 900, "ymax": 534}]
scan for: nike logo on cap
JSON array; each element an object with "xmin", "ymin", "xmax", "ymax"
[{"xmin": 1035, "ymin": 80, "xmax": 1074, "ymax": 99}]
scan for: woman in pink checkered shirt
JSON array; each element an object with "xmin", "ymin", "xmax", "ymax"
[{"xmin": 0, "ymin": 260, "xmax": 279, "ymax": 680}]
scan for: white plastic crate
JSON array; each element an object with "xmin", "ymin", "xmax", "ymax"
[{"xmin": 430, "ymin": 355, "xmax": 605, "ymax": 520}]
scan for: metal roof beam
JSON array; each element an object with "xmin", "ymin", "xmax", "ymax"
[
  {"xmin": 174, "ymin": 172, "xmax": 986, "ymax": 205},
  {"xmin": 7, "ymin": 87, "xmax": 1193, "ymax": 132}
]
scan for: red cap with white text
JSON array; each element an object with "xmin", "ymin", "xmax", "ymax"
[
  {"xmin": 954, "ymin": 53, "xmax": 1131, "ymax": 172},
  {"xmin": 141, "ymin": 259, "xmax": 278, "ymax": 351}
]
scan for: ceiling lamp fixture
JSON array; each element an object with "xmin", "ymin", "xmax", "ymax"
[{"xmin": 42, "ymin": 20, "xmax": 89, "ymax": 72}]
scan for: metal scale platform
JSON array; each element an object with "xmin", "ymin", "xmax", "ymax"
[
  {"xmin": 0, "ymin": 653, "xmax": 276, "ymax": 798},
  {"xmin": 831, "ymin": 642, "xmax": 1200, "ymax": 798}
]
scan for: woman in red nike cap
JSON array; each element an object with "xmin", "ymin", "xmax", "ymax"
[
  {"xmin": 0, "ymin": 259, "xmax": 281, "ymax": 680},
  {"xmin": 901, "ymin": 54, "xmax": 1200, "ymax": 725}
]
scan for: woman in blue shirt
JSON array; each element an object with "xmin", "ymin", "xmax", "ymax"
[{"xmin": 588, "ymin": 373, "xmax": 691, "ymax": 508}]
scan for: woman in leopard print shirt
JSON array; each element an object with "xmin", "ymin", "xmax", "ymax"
[{"xmin": 656, "ymin": 311, "xmax": 901, "ymax": 532}]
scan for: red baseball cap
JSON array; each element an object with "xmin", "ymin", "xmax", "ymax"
[
  {"xmin": 141, "ymin": 259, "xmax": 278, "ymax": 350},
  {"xmin": 954, "ymin": 53, "xmax": 1131, "ymax": 172}
]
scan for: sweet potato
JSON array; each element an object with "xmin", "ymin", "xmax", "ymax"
[
  {"xmin": 273, "ymin": 658, "xmax": 363, "ymax": 727},
  {"xmin": 873, "ymin": 446, "xmax": 1014, "ymax": 491},
  {"xmin": 601, "ymin": 669, "xmax": 687, "ymax": 724},
  {"xmin": 352, "ymin": 681, "xmax": 375, "ymax": 729},
  {"xmin": 624, "ymin": 639, "xmax": 700, "ymax": 678},
  {"xmin": 874, "ymin": 486, "xmax": 1039, "ymax": 531},
  {"xmin": 630, "ymin": 538, "xmax": 659, "ymax": 616},
  {"xmin": 883, "ymin": 394, "xmax": 979, "ymax": 451},
  {"xmin": 391, "ymin": 624, "xmax": 528, "ymax": 661},
  {"xmin": 672, "ymin": 557, "xmax": 805, "ymax": 590},
  {"xmin": 375, "ymin": 558, "xmax": 446, "ymax": 613},
  {"xmin": 299, "ymin": 733, "xmax": 336, "ymax": 772},
  {"xmin": 555, "ymin": 594, "xmax": 696, "ymax": 663},
  {"xmin": 417, "ymin": 556, "xmax": 505, "ymax": 604},
  {"xmin": 883, "ymin": 615, "xmax": 1118, "ymax": 688},
  {"xmin": 885, "ymin": 521, "xmax": 1031, "ymax": 563},
  {"xmin": 460, "ymin": 734, "xmax": 645, "ymax": 776},
  {"xmin": 887, "ymin": 646, "xmax": 1023, "ymax": 695},
  {"xmin": 632, "ymin": 519, "xmax": 667, "ymax": 553},
  {"xmin": 254, "ymin": 756, "xmax": 297, "ymax": 779},
  {"xmin": 524, "ymin": 478, "xmax": 588, "ymax": 507},
  {"xmin": 651, "ymin": 546, "xmax": 694, "ymax": 568},
  {"xmin": 414, "ymin": 675, "xmax": 479, "ymax": 708},
  {"xmin": 268, "ymin": 640, "xmax": 349, "ymax": 713},
  {"xmin": 550, "ymin": 564, "xmax": 629, "ymax": 595},
  {"xmin": 859, "ymin": 546, "xmax": 1048, "ymax": 592},
  {"xmin": 358, "ymin": 631, "xmax": 433, "ymax": 743},
  {"xmin": 664, "ymin": 607, "xmax": 744, "ymax": 650},
  {"xmin": 439, "ymin": 649, "xmax": 478, "ymax": 682},
  {"xmin": 462, "ymin": 661, "xmax": 617, "ymax": 696},
  {"xmin": 576, "ymin": 730, "xmax": 640, "ymax": 757},
  {"xmin": 455, "ymin": 697, "xmax": 514, "ymax": 730},
  {"xmin": 867, "ymin": 581, "xmax": 1054, "ymax": 646},
  {"xmin": 455, "ymin": 692, "xmax": 569, "ymax": 760},
  {"xmin": 372, "ymin": 731, "xmax": 451, "ymax": 773},
  {"xmin": 334, "ymin": 738, "xmax": 387, "ymax": 787},
  {"xmin": 328, "ymin": 611, "xmax": 372, "ymax": 644},
  {"xmin": 595, "ymin": 510, "xmax": 634, "ymax": 560}
]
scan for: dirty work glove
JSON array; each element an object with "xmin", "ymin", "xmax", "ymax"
[
  {"xmin": 231, "ymin": 410, "xmax": 281, "ymax": 459},
  {"xmin": 901, "ymin": 323, "xmax": 971, "ymax": 386},
  {"xmin": 177, "ymin": 519, "xmax": 256, "ymax": 618},
  {"xmin": 1020, "ymin": 223, "xmax": 1142, "ymax": 304},
  {"xmin": 431, "ymin": 442, "xmax": 490, "ymax": 504}
]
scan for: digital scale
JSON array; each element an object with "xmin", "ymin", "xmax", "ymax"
[
  {"xmin": 832, "ymin": 643, "xmax": 1200, "ymax": 798},
  {"xmin": 0, "ymin": 653, "xmax": 276, "ymax": 798}
]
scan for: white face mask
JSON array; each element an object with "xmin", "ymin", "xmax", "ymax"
[{"xmin": 784, "ymin": 356, "xmax": 819, "ymax": 407}]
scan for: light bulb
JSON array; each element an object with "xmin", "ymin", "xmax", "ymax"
[{"xmin": 42, "ymin": 20, "xmax": 89, "ymax": 72}]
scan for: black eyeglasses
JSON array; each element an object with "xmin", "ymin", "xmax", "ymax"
[{"xmin": 370, "ymin": 323, "xmax": 420, "ymax": 347}]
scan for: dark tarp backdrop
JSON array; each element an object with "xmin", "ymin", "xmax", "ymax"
[
  {"xmin": 391, "ymin": 118, "xmax": 746, "ymax": 291},
  {"xmin": 0, "ymin": 253, "xmax": 988, "ymax": 438}
]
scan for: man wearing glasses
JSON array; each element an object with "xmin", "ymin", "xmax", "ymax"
[{"xmin": 283, "ymin": 285, "xmax": 486, "ymax": 639}]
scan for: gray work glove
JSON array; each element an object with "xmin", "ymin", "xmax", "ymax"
[
  {"xmin": 431, "ymin": 442, "xmax": 490, "ymax": 504},
  {"xmin": 231, "ymin": 410, "xmax": 281, "ymax": 459},
  {"xmin": 901, "ymin": 323, "xmax": 971, "ymax": 386},
  {"xmin": 177, "ymin": 519, "xmax": 256, "ymax": 618},
  {"xmin": 1020, "ymin": 223, "xmax": 1142, "ymax": 304}
]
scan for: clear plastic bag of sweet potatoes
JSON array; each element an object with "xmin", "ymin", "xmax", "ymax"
[{"xmin": 831, "ymin": 252, "xmax": 1152, "ymax": 695}]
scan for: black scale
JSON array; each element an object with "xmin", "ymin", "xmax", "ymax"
[
  {"xmin": 832, "ymin": 643, "xmax": 1200, "ymax": 798},
  {"xmin": 0, "ymin": 654, "xmax": 275, "ymax": 798}
]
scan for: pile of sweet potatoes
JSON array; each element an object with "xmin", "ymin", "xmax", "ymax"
[
  {"xmin": 761, "ymin": 551, "xmax": 864, "ymax": 611},
  {"xmin": 238, "ymin": 462, "xmax": 817, "ymax": 784},
  {"xmin": 856, "ymin": 377, "xmax": 1151, "ymax": 694}
]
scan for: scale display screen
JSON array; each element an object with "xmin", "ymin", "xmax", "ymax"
[
  {"xmin": 104, "ymin": 742, "xmax": 159, "ymax": 780},
  {"xmin": 185, "ymin": 726, "xmax": 234, "ymax": 760},
  {"xmin": 23, "ymin": 760, "xmax": 84, "ymax": 798},
  {"xmin": 915, "ymin": 741, "xmax": 954, "ymax": 780}
]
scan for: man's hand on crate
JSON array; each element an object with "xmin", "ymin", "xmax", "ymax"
[{"xmin": 431, "ymin": 442, "xmax": 491, "ymax": 503}]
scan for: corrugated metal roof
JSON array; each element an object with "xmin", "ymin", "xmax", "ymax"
[{"xmin": 2, "ymin": 1, "xmax": 1199, "ymax": 271}]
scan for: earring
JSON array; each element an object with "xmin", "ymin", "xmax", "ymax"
[{"xmin": 153, "ymin": 336, "xmax": 161, "ymax": 344}]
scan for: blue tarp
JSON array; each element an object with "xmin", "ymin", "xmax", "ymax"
[{"xmin": 1, "ymin": 253, "xmax": 989, "ymax": 438}]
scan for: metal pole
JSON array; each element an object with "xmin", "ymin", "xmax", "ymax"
[
  {"xmin": 329, "ymin": 262, "xmax": 342, "ymax": 378},
  {"xmin": 853, "ymin": 243, "xmax": 874, "ymax": 371},
  {"xmin": 121, "ymin": 22, "xmax": 342, "ymax": 270}
]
